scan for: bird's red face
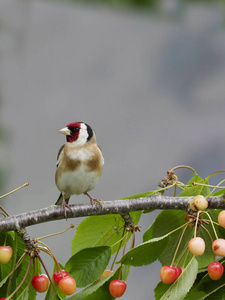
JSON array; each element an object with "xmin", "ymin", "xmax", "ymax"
[
  {"xmin": 58, "ymin": 122, "xmax": 93, "ymax": 145},
  {"xmin": 65, "ymin": 122, "xmax": 81, "ymax": 143}
]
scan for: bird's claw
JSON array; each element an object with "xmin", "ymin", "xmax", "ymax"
[{"xmin": 62, "ymin": 201, "xmax": 72, "ymax": 219}]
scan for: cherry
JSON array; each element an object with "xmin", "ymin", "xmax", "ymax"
[
  {"xmin": 58, "ymin": 276, "xmax": 76, "ymax": 295},
  {"xmin": 208, "ymin": 262, "xmax": 224, "ymax": 280},
  {"xmin": 212, "ymin": 239, "xmax": 225, "ymax": 256},
  {"xmin": 188, "ymin": 237, "xmax": 205, "ymax": 256},
  {"xmin": 0, "ymin": 246, "xmax": 13, "ymax": 264},
  {"xmin": 218, "ymin": 211, "xmax": 225, "ymax": 227},
  {"xmin": 190, "ymin": 195, "xmax": 208, "ymax": 211},
  {"xmin": 175, "ymin": 266, "xmax": 182, "ymax": 279},
  {"xmin": 102, "ymin": 269, "xmax": 113, "ymax": 279},
  {"xmin": 53, "ymin": 270, "xmax": 69, "ymax": 284},
  {"xmin": 160, "ymin": 265, "xmax": 177, "ymax": 284},
  {"xmin": 109, "ymin": 279, "xmax": 127, "ymax": 298},
  {"xmin": 0, "ymin": 298, "xmax": 13, "ymax": 299},
  {"xmin": 32, "ymin": 274, "xmax": 49, "ymax": 293}
]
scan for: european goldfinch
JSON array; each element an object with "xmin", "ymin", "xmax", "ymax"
[{"xmin": 55, "ymin": 122, "xmax": 104, "ymax": 216}]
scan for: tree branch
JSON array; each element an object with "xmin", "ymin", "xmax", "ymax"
[{"xmin": 0, "ymin": 194, "xmax": 225, "ymax": 232}]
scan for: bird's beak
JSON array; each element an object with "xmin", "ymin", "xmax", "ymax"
[{"xmin": 58, "ymin": 127, "xmax": 71, "ymax": 136}]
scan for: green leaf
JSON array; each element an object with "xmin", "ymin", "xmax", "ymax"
[
  {"xmin": 178, "ymin": 175, "xmax": 210, "ymax": 197},
  {"xmin": 143, "ymin": 210, "xmax": 193, "ymax": 267},
  {"xmin": 66, "ymin": 246, "xmax": 111, "ymax": 288},
  {"xmin": 71, "ymin": 212, "xmax": 141, "ymax": 255},
  {"xmin": 120, "ymin": 234, "xmax": 170, "ymax": 266},
  {"xmin": 156, "ymin": 257, "xmax": 198, "ymax": 300}
]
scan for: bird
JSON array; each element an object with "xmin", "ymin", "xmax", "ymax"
[{"xmin": 55, "ymin": 122, "xmax": 104, "ymax": 216}]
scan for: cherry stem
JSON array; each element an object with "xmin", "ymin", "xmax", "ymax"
[
  {"xmin": 170, "ymin": 165, "xmax": 197, "ymax": 175},
  {"xmin": 170, "ymin": 224, "xmax": 188, "ymax": 266},
  {"xmin": 102, "ymin": 225, "xmax": 124, "ymax": 246},
  {"xmin": 37, "ymin": 243, "xmax": 61, "ymax": 272},
  {"xmin": 122, "ymin": 232, "xmax": 129, "ymax": 257},
  {"xmin": 204, "ymin": 211, "xmax": 218, "ymax": 240},
  {"xmin": 194, "ymin": 211, "xmax": 200, "ymax": 238},
  {"xmin": 0, "ymin": 183, "xmax": 29, "ymax": 200},
  {"xmin": 176, "ymin": 245, "xmax": 189, "ymax": 267},
  {"xmin": 152, "ymin": 181, "xmax": 177, "ymax": 195},
  {"xmin": 206, "ymin": 170, "xmax": 225, "ymax": 180},
  {"xmin": 206, "ymin": 178, "xmax": 225, "ymax": 199},
  {"xmin": 118, "ymin": 264, "xmax": 123, "ymax": 281},
  {"xmin": 0, "ymin": 205, "xmax": 9, "ymax": 217},
  {"xmin": 7, "ymin": 256, "xmax": 32, "ymax": 299},
  {"xmin": 6, "ymin": 252, "xmax": 27, "ymax": 297},
  {"xmin": 36, "ymin": 224, "xmax": 74, "ymax": 241},
  {"xmin": 38, "ymin": 254, "xmax": 58, "ymax": 295},
  {"xmin": 111, "ymin": 227, "xmax": 126, "ymax": 270},
  {"xmin": 130, "ymin": 231, "xmax": 135, "ymax": 250}
]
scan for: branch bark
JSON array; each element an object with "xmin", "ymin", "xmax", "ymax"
[{"xmin": 0, "ymin": 194, "xmax": 225, "ymax": 232}]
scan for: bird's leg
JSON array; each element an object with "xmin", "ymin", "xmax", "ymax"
[
  {"xmin": 61, "ymin": 192, "xmax": 72, "ymax": 218},
  {"xmin": 84, "ymin": 192, "xmax": 103, "ymax": 208}
]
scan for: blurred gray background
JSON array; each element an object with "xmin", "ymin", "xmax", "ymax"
[{"xmin": 0, "ymin": 0, "xmax": 225, "ymax": 299}]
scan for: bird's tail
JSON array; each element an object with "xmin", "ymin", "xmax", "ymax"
[{"xmin": 55, "ymin": 193, "xmax": 70, "ymax": 205}]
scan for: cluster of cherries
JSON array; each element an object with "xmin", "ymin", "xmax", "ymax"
[
  {"xmin": 160, "ymin": 195, "xmax": 225, "ymax": 284},
  {"xmin": 32, "ymin": 270, "xmax": 76, "ymax": 295},
  {"xmin": 0, "ymin": 244, "xmax": 127, "ymax": 298}
]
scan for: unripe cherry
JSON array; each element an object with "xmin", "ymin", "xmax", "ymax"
[
  {"xmin": 0, "ymin": 246, "xmax": 13, "ymax": 264},
  {"xmin": 190, "ymin": 195, "xmax": 208, "ymax": 211},
  {"xmin": 58, "ymin": 276, "xmax": 76, "ymax": 295},
  {"xmin": 212, "ymin": 239, "xmax": 225, "ymax": 256},
  {"xmin": 218, "ymin": 211, "xmax": 225, "ymax": 227},
  {"xmin": 188, "ymin": 237, "xmax": 205, "ymax": 256}
]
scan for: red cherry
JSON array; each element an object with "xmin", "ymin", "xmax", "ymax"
[
  {"xmin": 58, "ymin": 276, "xmax": 76, "ymax": 295},
  {"xmin": 208, "ymin": 262, "xmax": 224, "ymax": 280},
  {"xmin": 0, "ymin": 246, "xmax": 13, "ymax": 264},
  {"xmin": 53, "ymin": 270, "xmax": 69, "ymax": 284},
  {"xmin": 160, "ymin": 265, "xmax": 177, "ymax": 284},
  {"xmin": 174, "ymin": 266, "xmax": 182, "ymax": 279},
  {"xmin": 32, "ymin": 274, "xmax": 49, "ymax": 293},
  {"xmin": 109, "ymin": 279, "xmax": 127, "ymax": 298},
  {"xmin": 0, "ymin": 298, "xmax": 13, "ymax": 299}
]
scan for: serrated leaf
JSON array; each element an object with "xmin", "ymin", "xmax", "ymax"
[
  {"xmin": 66, "ymin": 246, "xmax": 111, "ymax": 287},
  {"xmin": 178, "ymin": 175, "xmax": 210, "ymax": 197},
  {"xmin": 158, "ymin": 257, "xmax": 198, "ymax": 300},
  {"xmin": 143, "ymin": 210, "xmax": 193, "ymax": 267},
  {"xmin": 120, "ymin": 234, "xmax": 170, "ymax": 266}
]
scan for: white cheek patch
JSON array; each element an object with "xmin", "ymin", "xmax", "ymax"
[{"xmin": 73, "ymin": 123, "xmax": 88, "ymax": 146}]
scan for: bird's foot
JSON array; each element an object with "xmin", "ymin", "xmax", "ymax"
[
  {"xmin": 84, "ymin": 192, "xmax": 103, "ymax": 208},
  {"xmin": 61, "ymin": 200, "xmax": 73, "ymax": 218}
]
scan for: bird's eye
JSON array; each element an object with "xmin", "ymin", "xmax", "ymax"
[{"xmin": 70, "ymin": 127, "xmax": 80, "ymax": 133}]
